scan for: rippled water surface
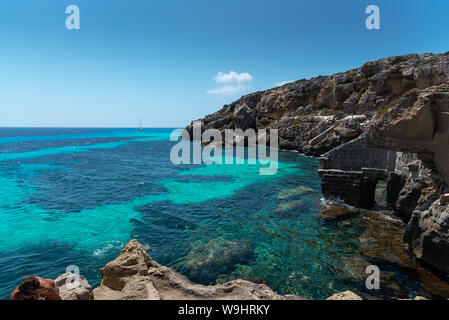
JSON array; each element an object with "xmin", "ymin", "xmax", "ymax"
[{"xmin": 0, "ymin": 128, "xmax": 439, "ymax": 299}]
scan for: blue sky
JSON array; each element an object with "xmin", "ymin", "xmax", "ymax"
[{"xmin": 0, "ymin": 0, "xmax": 448, "ymax": 128}]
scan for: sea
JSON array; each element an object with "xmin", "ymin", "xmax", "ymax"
[{"xmin": 0, "ymin": 128, "xmax": 440, "ymax": 299}]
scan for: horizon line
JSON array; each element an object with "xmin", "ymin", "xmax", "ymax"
[{"xmin": 0, "ymin": 126, "xmax": 181, "ymax": 129}]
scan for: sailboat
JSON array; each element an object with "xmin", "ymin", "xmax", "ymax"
[{"xmin": 139, "ymin": 118, "xmax": 143, "ymax": 131}]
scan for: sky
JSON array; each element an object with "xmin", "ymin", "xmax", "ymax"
[{"xmin": 0, "ymin": 0, "xmax": 448, "ymax": 128}]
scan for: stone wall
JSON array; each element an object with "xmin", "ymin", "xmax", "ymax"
[
  {"xmin": 318, "ymin": 169, "xmax": 377, "ymax": 208},
  {"xmin": 319, "ymin": 135, "xmax": 396, "ymax": 172}
]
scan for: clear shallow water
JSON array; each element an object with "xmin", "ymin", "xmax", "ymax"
[{"xmin": 0, "ymin": 128, "xmax": 436, "ymax": 299}]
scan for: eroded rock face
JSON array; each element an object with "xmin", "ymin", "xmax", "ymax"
[
  {"xmin": 188, "ymin": 52, "xmax": 449, "ymax": 157},
  {"xmin": 404, "ymin": 198, "xmax": 449, "ymax": 274},
  {"xmin": 367, "ymin": 81, "xmax": 449, "ymax": 274},
  {"xmin": 367, "ymin": 81, "xmax": 449, "ymax": 185},
  {"xmin": 92, "ymin": 240, "xmax": 302, "ymax": 300}
]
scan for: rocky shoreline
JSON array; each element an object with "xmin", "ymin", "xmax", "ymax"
[
  {"xmin": 58, "ymin": 51, "xmax": 449, "ymax": 300},
  {"xmin": 185, "ymin": 51, "xmax": 449, "ymax": 280},
  {"xmin": 56, "ymin": 239, "xmax": 366, "ymax": 300}
]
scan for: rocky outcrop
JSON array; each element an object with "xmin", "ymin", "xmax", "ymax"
[
  {"xmin": 92, "ymin": 240, "xmax": 303, "ymax": 300},
  {"xmin": 367, "ymin": 81, "xmax": 449, "ymax": 274},
  {"xmin": 404, "ymin": 195, "xmax": 449, "ymax": 274},
  {"xmin": 188, "ymin": 52, "xmax": 449, "ymax": 156},
  {"xmin": 367, "ymin": 81, "xmax": 449, "ymax": 185},
  {"xmin": 56, "ymin": 240, "xmax": 442, "ymax": 300},
  {"xmin": 55, "ymin": 273, "xmax": 92, "ymax": 300}
]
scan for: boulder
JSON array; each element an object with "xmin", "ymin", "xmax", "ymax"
[{"xmin": 55, "ymin": 273, "xmax": 92, "ymax": 300}]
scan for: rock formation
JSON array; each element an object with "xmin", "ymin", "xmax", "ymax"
[
  {"xmin": 367, "ymin": 81, "xmax": 449, "ymax": 274},
  {"xmin": 184, "ymin": 51, "xmax": 449, "ymax": 279},
  {"xmin": 91, "ymin": 239, "xmax": 303, "ymax": 300},
  {"xmin": 55, "ymin": 273, "xmax": 92, "ymax": 300},
  {"xmin": 187, "ymin": 52, "xmax": 449, "ymax": 157},
  {"xmin": 57, "ymin": 240, "xmax": 441, "ymax": 300}
]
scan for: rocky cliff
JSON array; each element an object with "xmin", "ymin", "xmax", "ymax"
[
  {"xmin": 187, "ymin": 52, "xmax": 449, "ymax": 156},
  {"xmin": 367, "ymin": 81, "xmax": 449, "ymax": 274},
  {"xmin": 185, "ymin": 51, "xmax": 449, "ymax": 278}
]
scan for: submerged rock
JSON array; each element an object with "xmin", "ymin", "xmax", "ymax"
[
  {"xmin": 360, "ymin": 210, "xmax": 416, "ymax": 269},
  {"xmin": 318, "ymin": 205, "xmax": 354, "ymax": 220},
  {"xmin": 274, "ymin": 199, "xmax": 305, "ymax": 212},
  {"xmin": 277, "ymin": 186, "xmax": 314, "ymax": 199},
  {"xmin": 337, "ymin": 256, "xmax": 408, "ymax": 299},
  {"xmin": 181, "ymin": 238, "xmax": 255, "ymax": 284},
  {"xmin": 359, "ymin": 210, "xmax": 449, "ymax": 298}
]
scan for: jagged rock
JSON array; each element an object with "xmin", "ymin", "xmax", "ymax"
[
  {"xmin": 395, "ymin": 177, "xmax": 428, "ymax": 223},
  {"xmin": 386, "ymin": 172, "xmax": 406, "ymax": 208},
  {"xmin": 92, "ymin": 240, "xmax": 302, "ymax": 300},
  {"xmin": 233, "ymin": 104, "xmax": 255, "ymax": 131},
  {"xmin": 55, "ymin": 273, "xmax": 92, "ymax": 300},
  {"xmin": 367, "ymin": 81, "xmax": 449, "ymax": 273},
  {"xmin": 404, "ymin": 200, "xmax": 449, "ymax": 274},
  {"xmin": 326, "ymin": 290, "xmax": 363, "ymax": 300}
]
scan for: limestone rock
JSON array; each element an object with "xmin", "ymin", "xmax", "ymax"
[
  {"xmin": 367, "ymin": 81, "xmax": 449, "ymax": 186},
  {"xmin": 55, "ymin": 273, "xmax": 92, "ymax": 300},
  {"xmin": 92, "ymin": 240, "xmax": 301, "ymax": 300},
  {"xmin": 404, "ymin": 200, "xmax": 449, "ymax": 274},
  {"xmin": 326, "ymin": 290, "xmax": 363, "ymax": 300}
]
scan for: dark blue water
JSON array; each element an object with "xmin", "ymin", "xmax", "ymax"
[{"xmin": 0, "ymin": 128, "xmax": 438, "ymax": 299}]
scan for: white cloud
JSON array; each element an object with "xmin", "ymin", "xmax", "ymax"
[
  {"xmin": 274, "ymin": 80, "xmax": 293, "ymax": 86},
  {"xmin": 208, "ymin": 71, "xmax": 253, "ymax": 96},
  {"xmin": 214, "ymin": 71, "xmax": 253, "ymax": 84}
]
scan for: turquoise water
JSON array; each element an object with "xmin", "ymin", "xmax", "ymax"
[{"xmin": 0, "ymin": 128, "xmax": 435, "ymax": 299}]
